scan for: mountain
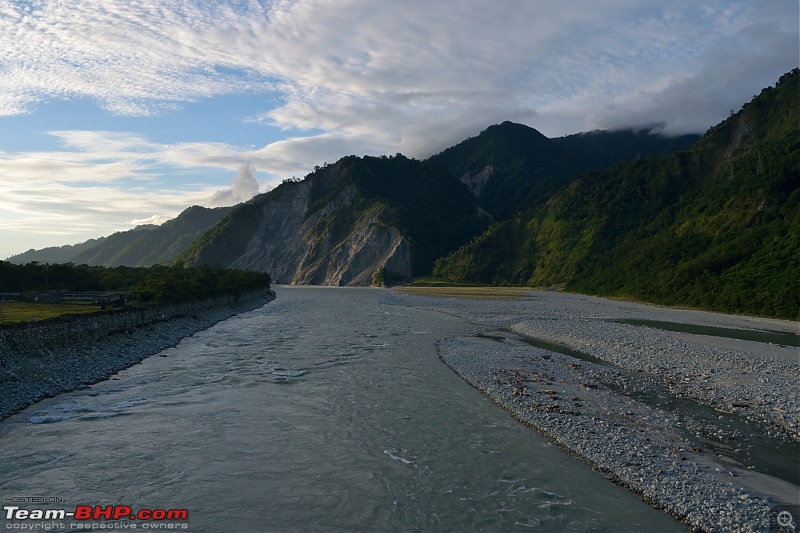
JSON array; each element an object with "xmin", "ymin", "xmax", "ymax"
[
  {"xmin": 177, "ymin": 126, "xmax": 699, "ymax": 286},
  {"xmin": 432, "ymin": 69, "xmax": 799, "ymax": 319},
  {"xmin": 6, "ymin": 237, "xmax": 107, "ymax": 264},
  {"xmin": 7, "ymin": 205, "xmax": 231, "ymax": 267},
  {"xmin": 428, "ymin": 122, "xmax": 699, "ymax": 219},
  {"xmin": 71, "ymin": 205, "xmax": 232, "ymax": 267},
  {"xmin": 175, "ymin": 154, "xmax": 489, "ymax": 285}
]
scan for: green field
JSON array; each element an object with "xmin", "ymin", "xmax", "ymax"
[{"xmin": 0, "ymin": 302, "xmax": 103, "ymax": 326}]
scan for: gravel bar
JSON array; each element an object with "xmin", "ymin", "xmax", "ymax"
[{"xmin": 386, "ymin": 289, "xmax": 800, "ymax": 533}]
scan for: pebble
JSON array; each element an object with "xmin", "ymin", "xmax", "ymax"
[{"xmin": 386, "ymin": 289, "xmax": 798, "ymax": 533}]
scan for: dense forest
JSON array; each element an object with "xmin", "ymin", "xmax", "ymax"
[
  {"xmin": 0, "ymin": 262, "xmax": 271, "ymax": 305},
  {"xmin": 432, "ymin": 69, "xmax": 799, "ymax": 320},
  {"xmin": 428, "ymin": 122, "xmax": 698, "ymax": 220}
]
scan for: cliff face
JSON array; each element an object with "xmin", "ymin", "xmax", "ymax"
[
  {"xmin": 179, "ymin": 165, "xmax": 416, "ymax": 286},
  {"xmin": 293, "ymin": 201, "xmax": 411, "ymax": 286},
  {"xmin": 225, "ymin": 180, "xmax": 317, "ymax": 282},
  {"xmin": 237, "ymin": 183, "xmax": 412, "ymax": 286},
  {"xmin": 178, "ymin": 154, "xmax": 488, "ymax": 286},
  {"xmin": 188, "ymin": 118, "xmax": 699, "ymax": 288}
]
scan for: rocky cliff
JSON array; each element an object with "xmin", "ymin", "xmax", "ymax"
[
  {"xmin": 178, "ymin": 155, "xmax": 486, "ymax": 286},
  {"xmin": 232, "ymin": 181, "xmax": 412, "ymax": 286}
]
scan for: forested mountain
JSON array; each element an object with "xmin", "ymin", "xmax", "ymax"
[
  {"xmin": 176, "ymin": 122, "xmax": 697, "ymax": 285},
  {"xmin": 7, "ymin": 237, "xmax": 107, "ymax": 265},
  {"xmin": 7, "ymin": 206, "xmax": 231, "ymax": 267},
  {"xmin": 433, "ymin": 69, "xmax": 799, "ymax": 319},
  {"xmin": 176, "ymin": 154, "xmax": 489, "ymax": 285},
  {"xmin": 428, "ymin": 122, "xmax": 698, "ymax": 219}
]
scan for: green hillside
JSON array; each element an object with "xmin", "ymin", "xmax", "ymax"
[
  {"xmin": 70, "ymin": 205, "xmax": 232, "ymax": 267},
  {"xmin": 433, "ymin": 69, "xmax": 799, "ymax": 319},
  {"xmin": 428, "ymin": 122, "xmax": 698, "ymax": 219},
  {"xmin": 6, "ymin": 237, "xmax": 107, "ymax": 264}
]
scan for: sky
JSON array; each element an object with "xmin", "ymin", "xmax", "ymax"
[{"xmin": 0, "ymin": 0, "xmax": 797, "ymax": 260}]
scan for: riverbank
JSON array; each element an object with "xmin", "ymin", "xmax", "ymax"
[
  {"xmin": 0, "ymin": 290, "xmax": 275, "ymax": 421},
  {"xmin": 386, "ymin": 289, "xmax": 799, "ymax": 533}
]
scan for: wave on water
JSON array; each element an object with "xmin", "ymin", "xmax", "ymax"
[
  {"xmin": 271, "ymin": 369, "xmax": 307, "ymax": 378},
  {"xmin": 28, "ymin": 415, "xmax": 73, "ymax": 424},
  {"xmin": 369, "ymin": 343, "xmax": 390, "ymax": 349},
  {"xmin": 28, "ymin": 397, "xmax": 148, "ymax": 424},
  {"xmin": 384, "ymin": 447, "xmax": 415, "ymax": 465}
]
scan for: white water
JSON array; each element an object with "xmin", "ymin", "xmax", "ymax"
[{"xmin": 0, "ymin": 287, "xmax": 682, "ymax": 531}]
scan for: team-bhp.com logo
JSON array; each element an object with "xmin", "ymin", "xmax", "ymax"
[{"xmin": 4, "ymin": 505, "xmax": 188, "ymax": 529}]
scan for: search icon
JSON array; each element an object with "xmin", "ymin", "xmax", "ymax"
[{"xmin": 778, "ymin": 510, "xmax": 795, "ymax": 530}]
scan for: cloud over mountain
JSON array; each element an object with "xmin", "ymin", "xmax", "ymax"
[{"xmin": 209, "ymin": 163, "xmax": 261, "ymax": 207}]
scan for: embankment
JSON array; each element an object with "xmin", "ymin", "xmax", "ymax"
[{"xmin": 0, "ymin": 290, "xmax": 275, "ymax": 420}]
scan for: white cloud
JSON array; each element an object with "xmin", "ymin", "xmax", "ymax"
[
  {"xmin": 2, "ymin": 1, "xmax": 795, "ymax": 139},
  {"xmin": 209, "ymin": 162, "xmax": 261, "ymax": 207},
  {"xmin": 131, "ymin": 214, "xmax": 171, "ymax": 226}
]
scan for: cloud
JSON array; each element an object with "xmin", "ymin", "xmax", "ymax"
[
  {"xmin": 131, "ymin": 214, "xmax": 171, "ymax": 226},
  {"xmin": 0, "ymin": 131, "xmax": 268, "ymax": 259},
  {"xmin": 0, "ymin": 0, "xmax": 797, "ymax": 258},
  {"xmin": 0, "ymin": 179, "xmax": 220, "ymax": 259},
  {"xmin": 2, "ymin": 1, "xmax": 796, "ymax": 141},
  {"xmin": 209, "ymin": 162, "xmax": 261, "ymax": 207}
]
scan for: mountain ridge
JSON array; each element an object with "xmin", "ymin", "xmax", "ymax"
[
  {"xmin": 6, "ymin": 205, "xmax": 231, "ymax": 267},
  {"xmin": 432, "ymin": 68, "xmax": 799, "ymax": 319}
]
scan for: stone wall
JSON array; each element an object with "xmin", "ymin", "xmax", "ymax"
[{"xmin": 0, "ymin": 290, "xmax": 275, "ymax": 420}]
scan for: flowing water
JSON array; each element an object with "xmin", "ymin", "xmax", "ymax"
[{"xmin": 0, "ymin": 287, "xmax": 682, "ymax": 532}]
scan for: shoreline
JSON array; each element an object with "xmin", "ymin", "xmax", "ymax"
[
  {"xmin": 0, "ymin": 290, "xmax": 275, "ymax": 421},
  {"xmin": 387, "ymin": 288, "xmax": 800, "ymax": 532}
]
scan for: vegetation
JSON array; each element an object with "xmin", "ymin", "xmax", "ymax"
[
  {"xmin": 0, "ymin": 302, "xmax": 100, "ymax": 326},
  {"xmin": 176, "ymin": 198, "xmax": 266, "ymax": 268},
  {"xmin": 0, "ymin": 262, "xmax": 271, "ymax": 307},
  {"xmin": 179, "ymin": 153, "xmax": 490, "ymax": 278},
  {"xmin": 329, "ymin": 154, "xmax": 489, "ymax": 275},
  {"xmin": 14, "ymin": 71, "xmax": 796, "ymax": 320},
  {"xmin": 6, "ymin": 205, "xmax": 231, "ymax": 267},
  {"xmin": 433, "ymin": 69, "xmax": 800, "ymax": 320},
  {"xmin": 428, "ymin": 121, "xmax": 699, "ymax": 220}
]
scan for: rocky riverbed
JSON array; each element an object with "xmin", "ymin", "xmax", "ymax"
[
  {"xmin": 387, "ymin": 289, "xmax": 799, "ymax": 533},
  {"xmin": 0, "ymin": 291, "xmax": 275, "ymax": 421}
]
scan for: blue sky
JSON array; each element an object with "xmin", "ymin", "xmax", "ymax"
[{"xmin": 0, "ymin": 0, "xmax": 797, "ymax": 260}]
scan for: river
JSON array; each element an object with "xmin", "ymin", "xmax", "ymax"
[{"xmin": 0, "ymin": 287, "xmax": 682, "ymax": 532}]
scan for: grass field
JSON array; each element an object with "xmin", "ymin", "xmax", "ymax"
[
  {"xmin": 0, "ymin": 302, "xmax": 103, "ymax": 325},
  {"xmin": 396, "ymin": 286, "xmax": 532, "ymax": 300}
]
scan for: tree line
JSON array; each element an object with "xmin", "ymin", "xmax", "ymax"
[{"xmin": 0, "ymin": 262, "xmax": 272, "ymax": 305}]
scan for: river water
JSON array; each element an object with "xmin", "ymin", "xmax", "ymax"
[{"xmin": 0, "ymin": 287, "xmax": 682, "ymax": 532}]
